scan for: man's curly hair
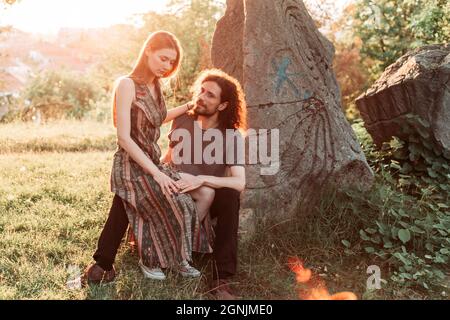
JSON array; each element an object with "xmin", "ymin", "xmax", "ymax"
[{"xmin": 190, "ymin": 69, "xmax": 247, "ymax": 131}]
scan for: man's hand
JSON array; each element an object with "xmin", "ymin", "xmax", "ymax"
[{"xmin": 176, "ymin": 172, "xmax": 204, "ymax": 193}]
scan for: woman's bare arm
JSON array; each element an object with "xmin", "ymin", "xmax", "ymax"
[
  {"xmin": 163, "ymin": 102, "xmax": 192, "ymax": 124},
  {"xmin": 115, "ymin": 78, "xmax": 161, "ymax": 177},
  {"xmin": 115, "ymin": 78, "xmax": 179, "ymax": 195}
]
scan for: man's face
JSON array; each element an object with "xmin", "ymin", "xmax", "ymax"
[{"xmin": 193, "ymin": 81, "xmax": 225, "ymax": 117}]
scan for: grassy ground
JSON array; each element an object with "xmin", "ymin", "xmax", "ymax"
[
  {"xmin": 0, "ymin": 120, "xmax": 444, "ymax": 299},
  {"xmin": 0, "ymin": 120, "xmax": 115, "ymax": 154}
]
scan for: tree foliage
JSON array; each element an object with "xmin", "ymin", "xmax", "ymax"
[
  {"xmin": 22, "ymin": 70, "xmax": 102, "ymax": 120},
  {"xmin": 94, "ymin": 0, "xmax": 224, "ymax": 105},
  {"xmin": 315, "ymin": 0, "xmax": 449, "ymax": 117},
  {"xmin": 353, "ymin": 0, "xmax": 449, "ymax": 79}
]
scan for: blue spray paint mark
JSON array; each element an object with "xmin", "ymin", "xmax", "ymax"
[{"xmin": 271, "ymin": 57, "xmax": 313, "ymax": 100}]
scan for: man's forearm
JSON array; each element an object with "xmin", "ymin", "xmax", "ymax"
[{"xmin": 198, "ymin": 175, "xmax": 245, "ymax": 192}]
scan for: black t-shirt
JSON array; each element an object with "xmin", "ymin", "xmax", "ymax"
[{"xmin": 168, "ymin": 113, "xmax": 245, "ymax": 177}]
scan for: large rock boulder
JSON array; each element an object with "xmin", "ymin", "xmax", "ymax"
[
  {"xmin": 211, "ymin": 0, "xmax": 373, "ymax": 222},
  {"xmin": 356, "ymin": 44, "xmax": 450, "ymax": 154}
]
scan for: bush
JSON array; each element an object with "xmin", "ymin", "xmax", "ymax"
[
  {"xmin": 345, "ymin": 118, "xmax": 450, "ymax": 292},
  {"xmin": 20, "ymin": 69, "xmax": 105, "ymax": 121},
  {"xmin": 84, "ymin": 95, "xmax": 113, "ymax": 123}
]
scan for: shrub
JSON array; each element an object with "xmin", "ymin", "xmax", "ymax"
[
  {"xmin": 21, "ymin": 69, "xmax": 104, "ymax": 121},
  {"xmin": 345, "ymin": 117, "xmax": 450, "ymax": 291}
]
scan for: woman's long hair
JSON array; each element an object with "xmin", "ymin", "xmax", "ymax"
[{"xmin": 113, "ymin": 31, "xmax": 182, "ymax": 127}]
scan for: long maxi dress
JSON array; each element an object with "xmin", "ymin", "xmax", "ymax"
[{"xmin": 110, "ymin": 78, "xmax": 213, "ymax": 269}]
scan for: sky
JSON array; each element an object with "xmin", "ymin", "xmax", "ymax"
[
  {"xmin": 0, "ymin": 0, "xmax": 351, "ymax": 35},
  {"xmin": 0, "ymin": 0, "xmax": 171, "ymax": 34}
]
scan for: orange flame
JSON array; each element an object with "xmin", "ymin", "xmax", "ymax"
[
  {"xmin": 288, "ymin": 256, "xmax": 357, "ymax": 300},
  {"xmin": 288, "ymin": 256, "xmax": 312, "ymax": 283}
]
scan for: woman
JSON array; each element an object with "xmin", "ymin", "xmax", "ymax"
[{"xmin": 109, "ymin": 31, "xmax": 214, "ymax": 280}]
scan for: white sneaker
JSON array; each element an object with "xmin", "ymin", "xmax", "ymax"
[
  {"xmin": 178, "ymin": 260, "xmax": 201, "ymax": 278},
  {"xmin": 139, "ymin": 260, "xmax": 166, "ymax": 280}
]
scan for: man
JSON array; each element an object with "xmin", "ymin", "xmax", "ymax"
[
  {"xmin": 165, "ymin": 69, "xmax": 247, "ymax": 299},
  {"xmin": 84, "ymin": 69, "xmax": 247, "ymax": 300}
]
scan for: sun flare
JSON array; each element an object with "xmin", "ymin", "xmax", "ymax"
[{"xmin": 1, "ymin": 0, "xmax": 169, "ymax": 34}]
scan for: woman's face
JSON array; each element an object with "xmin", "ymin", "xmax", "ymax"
[{"xmin": 146, "ymin": 48, "xmax": 178, "ymax": 78}]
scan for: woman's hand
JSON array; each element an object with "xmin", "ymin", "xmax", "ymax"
[
  {"xmin": 186, "ymin": 101, "xmax": 194, "ymax": 112},
  {"xmin": 153, "ymin": 171, "xmax": 179, "ymax": 196},
  {"xmin": 176, "ymin": 172, "xmax": 204, "ymax": 193}
]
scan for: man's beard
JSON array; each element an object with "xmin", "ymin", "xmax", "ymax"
[
  {"xmin": 192, "ymin": 102, "xmax": 218, "ymax": 117},
  {"xmin": 193, "ymin": 108, "xmax": 217, "ymax": 117}
]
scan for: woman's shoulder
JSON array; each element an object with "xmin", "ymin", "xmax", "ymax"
[{"xmin": 115, "ymin": 76, "xmax": 136, "ymax": 92}]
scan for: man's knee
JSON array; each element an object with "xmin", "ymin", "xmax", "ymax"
[
  {"xmin": 214, "ymin": 188, "xmax": 240, "ymax": 202},
  {"xmin": 212, "ymin": 188, "xmax": 241, "ymax": 217},
  {"xmin": 199, "ymin": 186, "xmax": 215, "ymax": 200}
]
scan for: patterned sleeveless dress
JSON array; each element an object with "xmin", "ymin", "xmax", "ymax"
[{"xmin": 110, "ymin": 78, "xmax": 213, "ymax": 269}]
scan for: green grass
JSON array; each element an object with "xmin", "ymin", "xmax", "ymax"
[
  {"xmin": 0, "ymin": 120, "xmax": 171, "ymax": 153},
  {"xmin": 0, "ymin": 151, "xmax": 209, "ymax": 299},
  {"xmin": 0, "ymin": 151, "xmax": 297, "ymax": 300},
  {"xmin": 239, "ymin": 187, "xmax": 445, "ymax": 300},
  {"xmin": 0, "ymin": 120, "xmax": 446, "ymax": 300},
  {"xmin": 0, "ymin": 120, "xmax": 116, "ymax": 153}
]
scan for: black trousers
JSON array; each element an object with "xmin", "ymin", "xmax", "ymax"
[{"xmin": 93, "ymin": 188, "xmax": 240, "ymax": 280}]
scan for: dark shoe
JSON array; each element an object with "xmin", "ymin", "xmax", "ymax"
[
  {"xmin": 82, "ymin": 263, "xmax": 116, "ymax": 285},
  {"xmin": 210, "ymin": 279, "xmax": 237, "ymax": 300}
]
